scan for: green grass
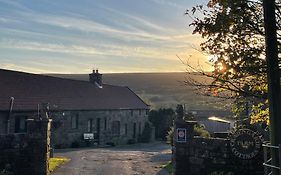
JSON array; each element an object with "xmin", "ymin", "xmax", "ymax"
[
  {"xmin": 161, "ymin": 161, "xmax": 175, "ymax": 174},
  {"xmin": 49, "ymin": 157, "xmax": 70, "ymax": 172}
]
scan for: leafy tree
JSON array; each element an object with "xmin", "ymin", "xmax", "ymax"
[
  {"xmin": 148, "ymin": 108, "xmax": 175, "ymax": 140},
  {"xmin": 185, "ymin": 0, "xmax": 281, "ymax": 124}
]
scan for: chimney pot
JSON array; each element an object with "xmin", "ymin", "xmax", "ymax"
[{"xmin": 89, "ymin": 69, "xmax": 103, "ymax": 88}]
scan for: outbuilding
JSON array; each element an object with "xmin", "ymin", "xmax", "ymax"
[{"xmin": 0, "ymin": 69, "xmax": 149, "ymax": 147}]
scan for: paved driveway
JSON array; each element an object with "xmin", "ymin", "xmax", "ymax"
[{"xmin": 52, "ymin": 142, "xmax": 171, "ymax": 175}]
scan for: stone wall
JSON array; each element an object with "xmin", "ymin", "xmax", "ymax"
[
  {"xmin": 0, "ymin": 109, "xmax": 149, "ymax": 148},
  {"xmin": 0, "ymin": 112, "xmax": 7, "ymax": 134},
  {"xmin": 51, "ymin": 109, "xmax": 148, "ymax": 148},
  {"xmin": 0, "ymin": 119, "xmax": 51, "ymax": 175},
  {"xmin": 173, "ymin": 120, "xmax": 263, "ymax": 175}
]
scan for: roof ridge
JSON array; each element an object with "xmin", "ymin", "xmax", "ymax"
[
  {"xmin": 0, "ymin": 68, "xmax": 86, "ymax": 83},
  {"xmin": 0, "ymin": 68, "xmax": 117, "ymax": 87}
]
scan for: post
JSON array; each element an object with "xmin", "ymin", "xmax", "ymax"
[
  {"xmin": 264, "ymin": 146, "xmax": 268, "ymax": 175},
  {"xmin": 174, "ymin": 119, "xmax": 197, "ymax": 175},
  {"xmin": 262, "ymin": 0, "xmax": 281, "ymax": 174},
  {"xmin": 7, "ymin": 97, "xmax": 14, "ymax": 134},
  {"xmin": 279, "ymin": 144, "xmax": 281, "ymax": 175}
]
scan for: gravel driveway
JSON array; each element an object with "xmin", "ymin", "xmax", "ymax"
[{"xmin": 52, "ymin": 142, "xmax": 171, "ymax": 175}]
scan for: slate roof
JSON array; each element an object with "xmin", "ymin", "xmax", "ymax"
[{"xmin": 0, "ymin": 69, "xmax": 149, "ymax": 111}]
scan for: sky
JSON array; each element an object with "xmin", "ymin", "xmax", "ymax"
[{"xmin": 0, "ymin": 0, "xmax": 211, "ymax": 73}]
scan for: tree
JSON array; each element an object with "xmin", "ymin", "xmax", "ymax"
[
  {"xmin": 148, "ymin": 108, "xmax": 175, "ymax": 140},
  {"xmin": 185, "ymin": 0, "xmax": 281, "ymax": 124}
]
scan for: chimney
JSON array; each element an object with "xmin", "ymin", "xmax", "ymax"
[{"xmin": 89, "ymin": 69, "xmax": 103, "ymax": 88}]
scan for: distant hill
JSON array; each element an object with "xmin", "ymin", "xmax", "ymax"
[{"xmin": 48, "ymin": 72, "xmax": 233, "ymax": 111}]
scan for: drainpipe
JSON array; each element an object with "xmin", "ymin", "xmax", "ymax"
[{"xmin": 7, "ymin": 97, "xmax": 14, "ymax": 134}]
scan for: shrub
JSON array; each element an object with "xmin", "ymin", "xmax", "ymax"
[
  {"xmin": 0, "ymin": 164, "xmax": 13, "ymax": 175},
  {"xmin": 106, "ymin": 142, "xmax": 116, "ymax": 146},
  {"xmin": 148, "ymin": 108, "xmax": 175, "ymax": 140},
  {"xmin": 194, "ymin": 124, "xmax": 210, "ymax": 138},
  {"xmin": 71, "ymin": 141, "xmax": 80, "ymax": 148},
  {"xmin": 166, "ymin": 127, "xmax": 174, "ymax": 146},
  {"xmin": 139, "ymin": 122, "xmax": 153, "ymax": 143},
  {"xmin": 0, "ymin": 170, "xmax": 13, "ymax": 175},
  {"xmin": 127, "ymin": 139, "xmax": 136, "ymax": 144}
]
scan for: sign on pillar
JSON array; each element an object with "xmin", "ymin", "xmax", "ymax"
[{"xmin": 176, "ymin": 128, "xmax": 187, "ymax": 143}]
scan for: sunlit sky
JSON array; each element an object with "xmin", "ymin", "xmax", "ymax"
[{"xmin": 0, "ymin": 0, "xmax": 211, "ymax": 74}]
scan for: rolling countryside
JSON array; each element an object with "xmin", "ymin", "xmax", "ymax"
[{"xmin": 48, "ymin": 72, "xmax": 232, "ymax": 111}]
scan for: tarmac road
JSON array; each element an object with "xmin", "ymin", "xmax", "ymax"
[{"xmin": 52, "ymin": 142, "xmax": 171, "ymax": 175}]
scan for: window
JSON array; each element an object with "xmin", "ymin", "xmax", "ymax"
[
  {"xmin": 104, "ymin": 118, "xmax": 107, "ymax": 130},
  {"xmin": 139, "ymin": 122, "xmax": 142, "ymax": 134},
  {"xmin": 146, "ymin": 110, "xmax": 149, "ymax": 115},
  {"xmin": 139, "ymin": 110, "xmax": 141, "ymax": 115},
  {"xmin": 71, "ymin": 114, "xmax": 79, "ymax": 129},
  {"xmin": 125, "ymin": 124, "xmax": 128, "ymax": 136},
  {"xmin": 130, "ymin": 110, "xmax": 133, "ymax": 116},
  {"xmin": 87, "ymin": 119, "xmax": 93, "ymax": 132},
  {"xmin": 133, "ymin": 123, "xmax": 136, "ymax": 138},
  {"xmin": 111, "ymin": 121, "xmax": 120, "ymax": 135},
  {"xmin": 15, "ymin": 116, "xmax": 27, "ymax": 133}
]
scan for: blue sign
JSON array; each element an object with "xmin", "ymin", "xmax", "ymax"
[{"xmin": 176, "ymin": 128, "xmax": 186, "ymax": 142}]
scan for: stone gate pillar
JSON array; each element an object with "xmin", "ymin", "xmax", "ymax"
[
  {"xmin": 26, "ymin": 119, "xmax": 52, "ymax": 175},
  {"xmin": 174, "ymin": 119, "xmax": 197, "ymax": 175}
]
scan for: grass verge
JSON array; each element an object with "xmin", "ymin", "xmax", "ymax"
[
  {"xmin": 161, "ymin": 161, "xmax": 175, "ymax": 174},
  {"xmin": 49, "ymin": 157, "xmax": 70, "ymax": 172}
]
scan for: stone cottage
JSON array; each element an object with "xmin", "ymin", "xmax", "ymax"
[{"xmin": 0, "ymin": 69, "xmax": 149, "ymax": 147}]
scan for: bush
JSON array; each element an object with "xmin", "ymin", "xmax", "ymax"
[
  {"xmin": 149, "ymin": 108, "xmax": 175, "ymax": 140},
  {"xmin": 162, "ymin": 161, "xmax": 175, "ymax": 174},
  {"xmin": 166, "ymin": 127, "xmax": 174, "ymax": 146},
  {"xmin": 127, "ymin": 139, "xmax": 136, "ymax": 144},
  {"xmin": 106, "ymin": 142, "xmax": 116, "ymax": 146},
  {"xmin": 0, "ymin": 170, "xmax": 13, "ymax": 175},
  {"xmin": 139, "ymin": 122, "xmax": 153, "ymax": 143},
  {"xmin": 71, "ymin": 141, "xmax": 80, "ymax": 148},
  {"xmin": 0, "ymin": 164, "xmax": 13, "ymax": 175},
  {"xmin": 194, "ymin": 124, "xmax": 210, "ymax": 138}
]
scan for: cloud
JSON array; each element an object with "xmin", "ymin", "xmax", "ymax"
[
  {"xmin": 100, "ymin": 6, "xmax": 170, "ymax": 33},
  {"xmin": 15, "ymin": 10, "xmax": 194, "ymax": 44},
  {"xmin": 0, "ymin": 0, "xmax": 31, "ymax": 11},
  {"xmin": 150, "ymin": 0, "xmax": 183, "ymax": 9},
  {"xmin": 0, "ymin": 0, "xmax": 210, "ymax": 73},
  {"xmin": 0, "ymin": 63, "xmax": 51, "ymax": 73}
]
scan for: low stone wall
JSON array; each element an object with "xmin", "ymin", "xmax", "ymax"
[
  {"xmin": 173, "ymin": 120, "xmax": 263, "ymax": 175},
  {"xmin": 0, "ymin": 119, "xmax": 51, "ymax": 175}
]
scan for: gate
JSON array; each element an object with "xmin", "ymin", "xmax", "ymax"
[{"xmin": 263, "ymin": 143, "xmax": 281, "ymax": 175}]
